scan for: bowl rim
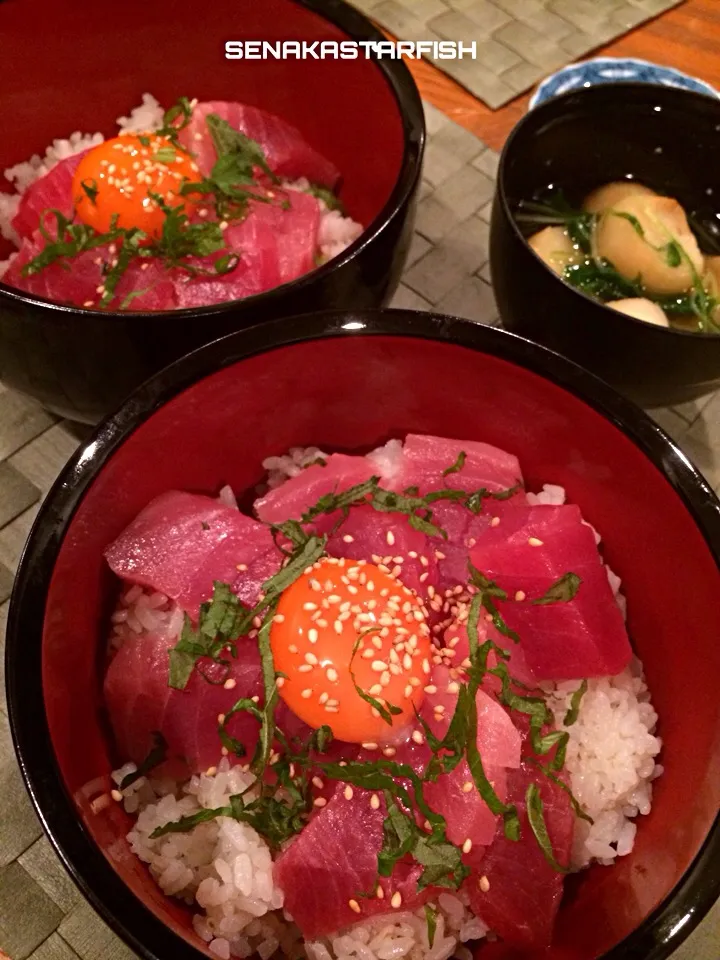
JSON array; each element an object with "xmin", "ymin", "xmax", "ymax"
[
  {"xmin": 0, "ymin": 0, "xmax": 425, "ymax": 319},
  {"xmin": 496, "ymin": 80, "xmax": 720, "ymax": 341},
  {"xmin": 6, "ymin": 308, "xmax": 720, "ymax": 960},
  {"xmin": 528, "ymin": 57, "xmax": 720, "ymax": 110}
]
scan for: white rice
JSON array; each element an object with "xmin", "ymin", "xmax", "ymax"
[
  {"xmin": 105, "ymin": 451, "xmax": 662, "ymax": 957},
  {"xmin": 262, "ymin": 446, "xmax": 329, "ymax": 490},
  {"xmin": 545, "ymin": 660, "xmax": 662, "ymax": 869},
  {"xmin": 0, "ymin": 93, "xmax": 362, "ymax": 284}
]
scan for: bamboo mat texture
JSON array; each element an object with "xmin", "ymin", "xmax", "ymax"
[{"xmin": 351, "ymin": 0, "xmax": 685, "ymax": 108}]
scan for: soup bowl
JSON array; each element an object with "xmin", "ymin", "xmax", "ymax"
[
  {"xmin": 0, "ymin": 0, "xmax": 424, "ymax": 423},
  {"xmin": 490, "ymin": 82, "xmax": 720, "ymax": 409},
  {"xmin": 6, "ymin": 309, "xmax": 720, "ymax": 959}
]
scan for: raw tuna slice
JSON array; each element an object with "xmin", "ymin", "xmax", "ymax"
[
  {"xmin": 4, "ymin": 229, "xmax": 179, "ymax": 311},
  {"xmin": 174, "ymin": 189, "xmax": 320, "ymax": 308},
  {"xmin": 255, "ymin": 454, "xmax": 378, "ymax": 524},
  {"xmin": 467, "ymin": 763, "xmax": 574, "ymax": 948},
  {"xmin": 419, "ymin": 666, "xmax": 520, "ymax": 849},
  {"xmin": 105, "ymin": 491, "xmax": 279, "ymax": 618},
  {"xmin": 104, "ymin": 632, "xmax": 265, "ymax": 776},
  {"xmin": 274, "ymin": 780, "xmax": 432, "ymax": 938},
  {"xmin": 11, "ymin": 152, "xmax": 88, "ymax": 239},
  {"xmin": 323, "ymin": 504, "xmax": 439, "ymax": 596},
  {"xmin": 177, "ymin": 101, "xmax": 340, "ymax": 187},
  {"xmin": 442, "ymin": 622, "xmax": 538, "ymax": 690},
  {"xmin": 111, "ymin": 257, "xmax": 178, "ymax": 311},
  {"xmin": 3, "ymin": 229, "xmax": 107, "ymax": 306},
  {"xmin": 469, "ymin": 504, "xmax": 632, "ymax": 680},
  {"xmin": 396, "ymin": 435, "xmax": 523, "ymax": 495}
]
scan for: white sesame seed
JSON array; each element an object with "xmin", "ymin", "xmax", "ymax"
[
  {"xmin": 515, "ymin": 590, "xmax": 526, "ymax": 602},
  {"xmin": 325, "ymin": 705, "xmax": 340, "ymax": 713},
  {"xmin": 111, "ymin": 789, "xmax": 123, "ymax": 802},
  {"xmin": 391, "ymin": 892, "xmax": 402, "ymax": 909},
  {"xmin": 319, "ymin": 692, "xmax": 329, "ymax": 704},
  {"xmin": 343, "ymin": 534, "xmax": 354, "ymax": 543},
  {"xmin": 223, "ymin": 678, "xmax": 236, "ymax": 690},
  {"xmin": 276, "ymin": 677, "xmax": 286, "ymax": 688},
  {"xmin": 217, "ymin": 713, "xmax": 225, "ymax": 724},
  {"xmin": 312, "ymin": 776, "xmax": 324, "ymax": 789},
  {"xmin": 491, "ymin": 516, "xmax": 500, "ymax": 527},
  {"xmin": 383, "ymin": 746, "xmax": 396, "ymax": 757},
  {"xmin": 370, "ymin": 794, "xmax": 380, "ymax": 809},
  {"xmin": 363, "ymin": 742, "xmax": 379, "ymax": 751},
  {"xmin": 528, "ymin": 537, "xmax": 544, "ymax": 547},
  {"xmin": 362, "ymin": 649, "xmax": 375, "ymax": 659},
  {"xmin": 314, "ymin": 797, "xmax": 327, "ymax": 807},
  {"xmin": 386, "ymin": 530, "xmax": 395, "ymax": 546},
  {"xmin": 376, "ymin": 885, "xmax": 384, "ymax": 899},
  {"xmin": 462, "ymin": 781, "xmax": 474, "ymax": 793},
  {"xmin": 344, "ymin": 785, "xmax": 354, "ymax": 800},
  {"xmin": 479, "ymin": 876, "xmax": 490, "ymax": 892},
  {"xmin": 301, "ymin": 688, "xmax": 313, "ymax": 699},
  {"xmin": 348, "ymin": 898, "xmax": 361, "ymax": 913},
  {"xmin": 463, "ymin": 838, "xmax": 473, "ymax": 854},
  {"xmin": 369, "ymin": 684, "xmax": 383, "ymax": 696},
  {"xmin": 304, "ymin": 602, "xmax": 318, "ymax": 611},
  {"xmin": 371, "ymin": 660, "xmax": 388, "ymax": 672},
  {"xmin": 447, "ymin": 681, "xmax": 460, "ymax": 694},
  {"xmin": 304, "ymin": 652, "xmax": 318, "ymax": 665},
  {"xmin": 412, "ymin": 730, "xmax": 425, "ymax": 744},
  {"xmin": 326, "ymin": 667, "xmax": 339, "ymax": 682},
  {"xmin": 272, "ymin": 612, "xmax": 284, "ymax": 622}
]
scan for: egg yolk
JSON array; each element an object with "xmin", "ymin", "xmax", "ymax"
[
  {"xmin": 71, "ymin": 134, "xmax": 201, "ymax": 237},
  {"xmin": 271, "ymin": 557, "xmax": 432, "ymax": 744}
]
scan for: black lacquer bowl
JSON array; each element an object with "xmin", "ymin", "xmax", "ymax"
[
  {"xmin": 6, "ymin": 309, "xmax": 720, "ymax": 960},
  {"xmin": 0, "ymin": 0, "xmax": 424, "ymax": 423},
  {"xmin": 490, "ymin": 83, "xmax": 720, "ymax": 408}
]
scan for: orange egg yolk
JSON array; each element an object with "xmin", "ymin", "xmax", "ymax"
[
  {"xmin": 271, "ymin": 557, "xmax": 432, "ymax": 744},
  {"xmin": 71, "ymin": 134, "xmax": 201, "ymax": 237}
]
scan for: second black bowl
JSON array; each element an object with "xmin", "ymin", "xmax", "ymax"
[
  {"xmin": 0, "ymin": 0, "xmax": 424, "ymax": 424},
  {"xmin": 490, "ymin": 82, "xmax": 720, "ymax": 409}
]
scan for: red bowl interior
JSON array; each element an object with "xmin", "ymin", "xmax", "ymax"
[
  {"xmin": 0, "ymin": 0, "xmax": 404, "ymax": 260},
  {"xmin": 34, "ymin": 333, "xmax": 720, "ymax": 958}
]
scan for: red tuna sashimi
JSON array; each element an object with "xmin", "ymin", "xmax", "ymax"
[
  {"xmin": 255, "ymin": 454, "xmax": 378, "ymax": 524},
  {"xmin": 4, "ymin": 229, "xmax": 179, "ymax": 310},
  {"xmin": 428, "ymin": 497, "xmax": 523, "ymax": 594},
  {"xmin": 419, "ymin": 666, "xmax": 520, "ymax": 848},
  {"xmin": 173, "ymin": 189, "xmax": 320, "ymax": 308},
  {"xmin": 322, "ymin": 504, "xmax": 439, "ymax": 596},
  {"xmin": 177, "ymin": 101, "xmax": 340, "ymax": 187},
  {"xmin": 11, "ymin": 152, "xmax": 88, "ymax": 239},
  {"xmin": 105, "ymin": 491, "xmax": 279, "ymax": 618},
  {"xmin": 470, "ymin": 504, "xmax": 631, "ymax": 680},
  {"xmin": 274, "ymin": 780, "xmax": 432, "ymax": 938},
  {"xmin": 467, "ymin": 763, "xmax": 574, "ymax": 948},
  {"xmin": 105, "ymin": 632, "xmax": 265, "ymax": 776},
  {"xmin": 442, "ymin": 622, "xmax": 538, "ymax": 689},
  {"xmin": 397, "ymin": 434, "xmax": 523, "ymax": 495},
  {"xmin": 3, "ymin": 229, "xmax": 108, "ymax": 306}
]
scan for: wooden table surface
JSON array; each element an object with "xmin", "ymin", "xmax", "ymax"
[{"xmin": 406, "ymin": 0, "xmax": 720, "ymax": 152}]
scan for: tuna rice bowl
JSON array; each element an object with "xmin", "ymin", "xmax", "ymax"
[
  {"xmin": 0, "ymin": 93, "xmax": 362, "ymax": 310},
  {"xmin": 100, "ymin": 432, "xmax": 663, "ymax": 960}
]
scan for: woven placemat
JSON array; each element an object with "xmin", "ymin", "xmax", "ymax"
[
  {"xmin": 352, "ymin": 0, "xmax": 685, "ymax": 109},
  {"xmin": 0, "ymin": 100, "xmax": 718, "ymax": 960}
]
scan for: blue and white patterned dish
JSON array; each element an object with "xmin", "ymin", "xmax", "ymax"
[{"xmin": 529, "ymin": 58, "xmax": 720, "ymax": 110}]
